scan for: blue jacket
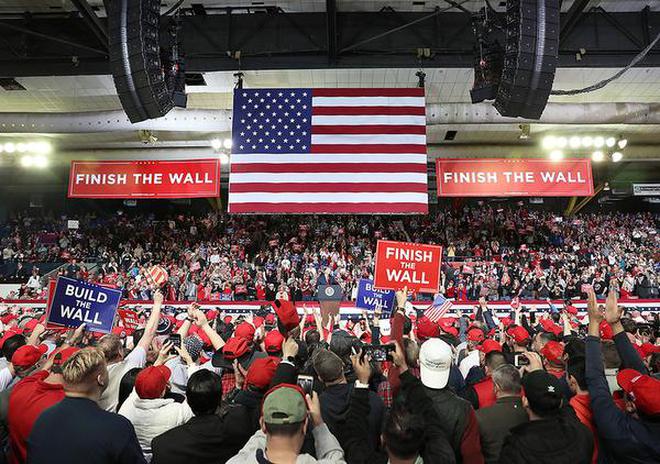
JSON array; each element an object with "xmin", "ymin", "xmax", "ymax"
[{"xmin": 585, "ymin": 335, "xmax": 660, "ymax": 464}]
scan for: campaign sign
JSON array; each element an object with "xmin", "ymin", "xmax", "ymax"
[
  {"xmin": 47, "ymin": 277, "xmax": 122, "ymax": 333},
  {"xmin": 117, "ymin": 309, "xmax": 140, "ymax": 331},
  {"xmin": 355, "ymin": 279, "xmax": 395, "ymax": 314},
  {"xmin": 374, "ymin": 240, "xmax": 442, "ymax": 293}
]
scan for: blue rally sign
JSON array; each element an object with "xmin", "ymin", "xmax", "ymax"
[
  {"xmin": 47, "ymin": 276, "xmax": 122, "ymax": 333},
  {"xmin": 355, "ymin": 279, "xmax": 396, "ymax": 314}
]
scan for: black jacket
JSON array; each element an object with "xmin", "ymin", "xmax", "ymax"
[
  {"xmin": 151, "ymin": 406, "xmax": 253, "ymax": 464},
  {"xmin": 498, "ymin": 408, "xmax": 593, "ymax": 464},
  {"xmin": 343, "ymin": 370, "xmax": 456, "ymax": 464},
  {"xmin": 320, "ymin": 383, "xmax": 385, "ymax": 451}
]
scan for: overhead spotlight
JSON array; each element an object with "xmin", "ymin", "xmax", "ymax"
[
  {"xmin": 617, "ymin": 139, "xmax": 628, "ymax": 149},
  {"xmin": 16, "ymin": 143, "xmax": 27, "ymax": 153},
  {"xmin": 603, "ymin": 182, "xmax": 610, "ymax": 191},
  {"xmin": 223, "ymin": 138, "xmax": 233, "ymax": 149},
  {"xmin": 219, "ymin": 153, "xmax": 230, "ymax": 164},
  {"xmin": 33, "ymin": 155, "xmax": 49, "ymax": 168},
  {"xmin": 612, "ymin": 151, "xmax": 623, "ymax": 162},
  {"xmin": 549, "ymin": 150, "xmax": 563, "ymax": 161},
  {"xmin": 211, "ymin": 138, "xmax": 223, "ymax": 151},
  {"xmin": 569, "ymin": 136, "xmax": 581, "ymax": 149},
  {"xmin": 20, "ymin": 155, "xmax": 34, "ymax": 167},
  {"xmin": 581, "ymin": 136, "xmax": 593, "ymax": 147},
  {"xmin": 518, "ymin": 124, "xmax": 530, "ymax": 140},
  {"xmin": 4, "ymin": 142, "xmax": 16, "ymax": 153},
  {"xmin": 555, "ymin": 137, "xmax": 567, "ymax": 149},
  {"xmin": 35, "ymin": 141, "xmax": 52, "ymax": 154},
  {"xmin": 605, "ymin": 137, "xmax": 616, "ymax": 148},
  {"xmin": 591, "ymin": 151, "xmax": 604, "ymax": 162},
  {"xmin": 593, "ymin": 136, "xmax": 604, "ymax": 148},
  {"xmin": 542, "ymin": 136, "xmax": 556, "ymax": 149}
]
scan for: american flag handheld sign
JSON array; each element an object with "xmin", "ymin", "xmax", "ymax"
[
  {"xmin": 228, "ymin": 88, "xmax": 428, "ymax": 214},
  {"xmin": 145, "ymin": 265, "xmax": 168, "ymax": 288}
]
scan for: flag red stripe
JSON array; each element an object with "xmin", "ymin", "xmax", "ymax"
[
  {"xmin": 312, "ymin": 88, "xmax": 425, "ymax": 97},
  {"xmin": 228, "ymin": 202, "xmax": 429, "ymax": 214},
  {"xmin": 312, "ymin": 106, "xmax": 425, "ymax": 116},
  {"xmin": 311, "ymin": 144, "xmax": 427, "ymax": 154},
  {"xmin": 231, "ymin": 163, "xmax": 427, "ymax": 173},
  {"xmin": 229, "ymin": 182, "xmax": 428, "ymax": 193},
  {"xmin": 312, "ymin": 125, "xmax": 426, "ymax": 134}
]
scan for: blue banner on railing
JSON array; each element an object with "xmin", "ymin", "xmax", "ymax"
[{"xmin": 46, "ymin": 276, "xmax": 122, "ymax": 333}]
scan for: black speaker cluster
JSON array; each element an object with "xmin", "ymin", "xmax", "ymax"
[
  {"xmin": 109, "ymin": 0, "xmax": 181, "ymax": 123},
  {"xmin": 472, "ymin": 0, "xmax": 560, "ymax": 120}
]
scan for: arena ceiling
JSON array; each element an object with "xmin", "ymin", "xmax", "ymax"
[{"xmin": 0, "ymin": 0, "xmax": 658, "ymax": 168}]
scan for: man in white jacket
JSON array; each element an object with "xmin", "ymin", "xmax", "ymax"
[
  {"xmin": 119, "ymin": 364, "xmax": 194, "ymax": 462},
  {"xmin": 227, "ymin": 384, "xmax": 346, "ymax": 464}
]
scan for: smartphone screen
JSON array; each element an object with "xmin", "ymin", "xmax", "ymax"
[
  {"xmin": 296, "ymin": 375, "xmax": 314, "ymax": 395},
  {"xmin": 513, "ymin": 354, "xmax": 529, "ymax": 367},
  {"xmin": 168, "ymin": 334, "xmax": 181, "ymax": 354}
]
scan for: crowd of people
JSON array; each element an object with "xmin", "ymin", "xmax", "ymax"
[
  {"xmin": 0, "ymin": 284, "xmax": 657, "ymax": 464},
  {"xmin": 1, "ymin": 208, "xmax": 658, "ymax": 302}
]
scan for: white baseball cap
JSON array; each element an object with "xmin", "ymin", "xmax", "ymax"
[{"xmin": 419, "ymin": 338, "xmax": 453, "ymax": 389}]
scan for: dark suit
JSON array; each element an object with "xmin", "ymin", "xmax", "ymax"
[
  {"xmin": 475, "ymin": 396, "xmax": 528, "ymax": 464},
  {"xmin": 151, "ymin": 406, "xmax": 252, "ymax": 464}
]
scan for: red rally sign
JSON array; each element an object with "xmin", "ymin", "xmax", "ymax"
[
  {"xmin": 436, "ymin": 158, "xmax": 594, "ymax": 197},
  {"xmin": 374, "ymin": 240, "xmax": 442, "ymax": 293},
  {"xmin": 68, "ymin": 159, "xmax": 221, "ymax": 199}
]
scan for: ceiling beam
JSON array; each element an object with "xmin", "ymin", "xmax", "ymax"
[
  {"xmin": 69, "ymin": 0, "xmax": 108, "ymax": 50},
  {"xmin": 0, "ymin": 11, "xmax": 658, "ymax": 76},
  {"xmin": 559, "ymin": 0, "xmax": 590, "ymax": 44}
]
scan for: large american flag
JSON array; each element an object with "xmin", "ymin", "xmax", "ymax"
[
  {"xmin": 425, "ymin": 294, "xmax": 453, "ymax": 322},
  {"xmin": 228, "ymin": 88, "xmax": 428, "ymax": 214}
]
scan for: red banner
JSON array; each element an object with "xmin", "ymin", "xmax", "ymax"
[
  {"xmin": 374, "ymin": 240, "xmax": 442, "ymax": 293},
  {"xmin": 68, "ymin": 159, "xmax": 220, "ymax": 199},
  {"xmin": 436, "ymin": 158, "xmax": 594, "ymax": 197}
]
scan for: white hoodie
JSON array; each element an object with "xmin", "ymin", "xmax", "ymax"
[{"xmin": 118, "ymin": 390, "xmax": 194, "ymax": 462}]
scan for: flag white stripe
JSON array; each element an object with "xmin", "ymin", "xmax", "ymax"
[
  {"xmin": 231, "ymin": 153, "xmax": 428, "ymax": 164},
  {"xmin": 310, "ymin": 134, "xmax": 426, "ymax": 144},
  {"xmin": 229, "ymin": 173, "xmax": 428, "ymax": 183},
  {"xmin": 312, "ymin": 96, "xmax": 425, "ymax": 106},
  {"xmin": 229, "ymin": 192, "xmax": 428, "ymax": 203},
  {"xmin": 312, "ymin": 115, "xmax": 426, "ymax": 125}
]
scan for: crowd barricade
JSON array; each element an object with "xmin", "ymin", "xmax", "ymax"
[{"xmin": 3, "ymin": 298, "xmax": 660, "ymax": 319}]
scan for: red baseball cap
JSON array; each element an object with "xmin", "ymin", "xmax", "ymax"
[
  {"xmin": 52, "ymin": 346, "xmax": 80, "ymax": 366},
  {"xmin": 135, "ymin": 365, "xmax": 171, "ymax": 399},
  {"xmin": 500, "ymin": 317, "xmax": 513, "ymax": 328},
  {"xmin": 416, "ymin": 316, "xmax": 439, "ymax": 339},
  {"xmin": 223, "ymin": 315, "xmax": 233, "ymax": 325},
  {"xmin": 467, "ymin": 328, "xmax": 485, "ymax": 343},
  {"xmin": 253, "ymin": 316, "xmax": 265, "ymax": 329},
  {"xmin": 564, "ymin": 305, "xmax": 578, "ymax": 315},
  {"xmin": 235, "ymin": 322, "xmax": 256, "ymax": 341},
  {"xmin": 617, "ymin": 368, "xmax": 660, "ymax": 416},
  {"xmin": 11, "ymin": 344, "xmax": 48, "ymax": 369},
  {"xmin": 245, "ymin": 356, "xmax": 280, "ymax": 390},
  {"xmin": 273, "ymin": 300, "xmax": 300, "ymax": 333},
  {"xmin": 0, "ymin": 330, "xmax": 22, "ymax": 349},
  {"xmin": 264, "ymin": 330, "xmax": 285, "ymax": 354},
  {"xmin": 478, "ymin": 339, "xmax": 502, "ymax": 354},
  {"xmin": 222, "ymin": 337, "xmax": 250, "ymax": 360},
  {"xmin": 540, "ymin": 341, "xmax": 564, "ymax": 364},
  {"xmin": 599, "ymin": 320, "xmax": 613, "ymax": 340},
  {"xmin": 23, "ymin": 319, "xmax": 40, "ymax": 332},
  {"xmin": 508, "ymin": 326, "xmax": 530, "ymax": 345},
  {"xmin": 264, "ymin": 313, "xmax": 276, "ymax": 325},
  {"xmin": 639, "ymin": 343, "xmax": 660, "ymax": 358}
]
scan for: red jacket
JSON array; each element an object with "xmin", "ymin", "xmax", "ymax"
[
  {"xmin": 570, "ymin": 393, "xmax": 599, "ymax": 464},
  {"xmin": 473, "ymin": 376, "xmax": 497, "ymax": 409}
]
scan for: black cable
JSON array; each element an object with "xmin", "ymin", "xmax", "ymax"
[{"xmin": 550, "ymin": 31, "xmax": 660, "ymax": 96}]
